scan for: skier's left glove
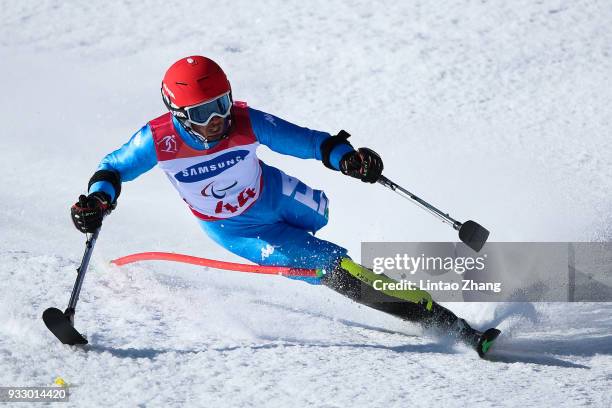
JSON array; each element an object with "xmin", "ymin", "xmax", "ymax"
[
  {"xmin": 70, "ymin": 192, "xmax": 113, "ymax": 233},
  {"xmin": 340, "ymin": 147, "xmax": 384, "ymax": 183}
]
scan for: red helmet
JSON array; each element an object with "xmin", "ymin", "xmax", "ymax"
[
  {"xmin": 161, "ymin": 56, "xmax": 231, "ymax": 108},
  {"xmin": 161, "ymin": 56, "xmax": 233, "ymax": 143}
]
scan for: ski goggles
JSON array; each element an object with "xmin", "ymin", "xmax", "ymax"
[{"xmin": 184, "ymin": 92, "xmax": 232, "ymax": 126}]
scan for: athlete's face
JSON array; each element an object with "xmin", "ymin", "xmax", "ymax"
[{"xmin": 192, "ymin": 116, "xmax": 226, "ymax": 142}]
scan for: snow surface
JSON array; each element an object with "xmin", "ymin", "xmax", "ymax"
[{"xmin": 1, "ymin": 0, "xmax": 611, "ymax": 406}]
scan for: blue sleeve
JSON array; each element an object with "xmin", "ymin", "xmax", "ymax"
[
  {"xmin": 88, "ymin": 124, "xmax": 158, "ymax": 201},
  {"xmin": 248, "ymin": 107, "xmax": 353, "ymax": 170}
]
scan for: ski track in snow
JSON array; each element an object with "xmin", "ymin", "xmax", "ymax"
[{"xmin": 1, "ymin": 1, "xmax": 611, "ymax": 407}]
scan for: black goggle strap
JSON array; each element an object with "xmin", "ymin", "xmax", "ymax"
[{"xmin": 161, "ymin": 87, "xmax": 189, "ymax": 121}]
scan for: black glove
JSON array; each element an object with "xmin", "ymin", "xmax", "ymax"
[
  {"xmin": 70, "ymin": 192, "xmax": 113, "ymax": 233},
  {"xmin": 340, "ymin": 147, "xmax": 384, "ymax": 183}
]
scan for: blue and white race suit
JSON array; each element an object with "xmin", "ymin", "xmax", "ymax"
[{"xmin": 90, "ymin": 102, "xmax": 353, "ymax": 282}]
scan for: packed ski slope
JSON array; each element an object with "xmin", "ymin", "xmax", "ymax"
[{"xmin": 1, "ymin": 1, "xmax": 611, "ymax": 406}]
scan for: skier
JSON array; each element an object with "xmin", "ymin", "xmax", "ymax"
[{"xmin": 70, "ymin": 55, "xmax": 496, "ymax": 355}]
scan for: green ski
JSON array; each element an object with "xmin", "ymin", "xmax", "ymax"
[{"xmin": 476, "ymin": 328, "xmax": 501, "ymax": 358}]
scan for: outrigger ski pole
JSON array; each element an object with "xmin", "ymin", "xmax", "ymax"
[
  {"xmin": 43, "ymin": 228, "xmax": 100, "ymax": 345},
  {"xmin": 377, "ymin": 175, "xmax": 490, "ymax": 252}
]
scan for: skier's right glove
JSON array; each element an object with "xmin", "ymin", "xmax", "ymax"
[{"xmin": 70, "ymin": 192, "xmax": 113, "ymax": 233}]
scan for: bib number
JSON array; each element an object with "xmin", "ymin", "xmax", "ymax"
[{"xmin": 214, "ymin": 188, "xmax": 256, "ymax": 214}]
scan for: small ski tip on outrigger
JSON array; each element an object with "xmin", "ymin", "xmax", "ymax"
[
  {"xmin": 42, "ymin": 307, "xmax": 88, "ymax": 345},
  {"xmin": 476, "ymin": 328, "xmax": 501, "ymax": 358}
]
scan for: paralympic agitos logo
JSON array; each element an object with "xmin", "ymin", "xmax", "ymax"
[{"xmin": 174, "ymin": 150, "xmax": 249, "ymax": 182}]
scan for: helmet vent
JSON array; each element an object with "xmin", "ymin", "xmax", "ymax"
[{"xmin": 175, "ymin": 82, "xmax": 188, "ymax": 86}]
